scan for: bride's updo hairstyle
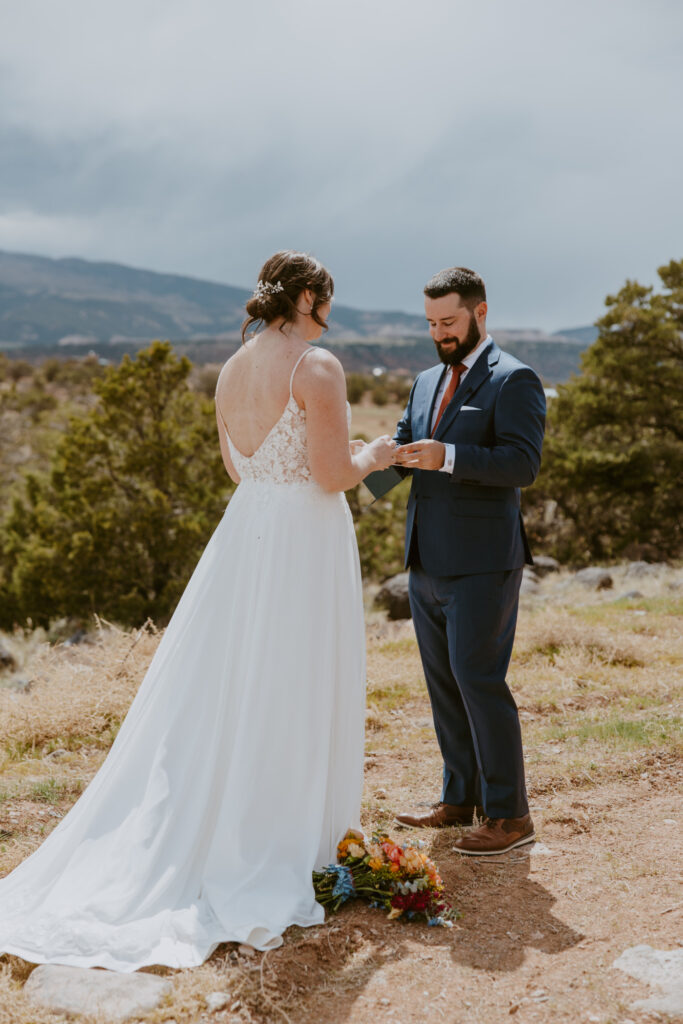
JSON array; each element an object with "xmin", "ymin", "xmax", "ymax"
[{"xmin": 241, "ymin": 250, "xmax": 334, "ymax": 344}]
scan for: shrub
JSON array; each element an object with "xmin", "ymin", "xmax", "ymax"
[
  {"xmin": 0, "ymin": 342, "xmax": 234, "ymax": 628},
  {"xmin": 526, "ymin": 259, "xmax": 683, "ymax": 563}
]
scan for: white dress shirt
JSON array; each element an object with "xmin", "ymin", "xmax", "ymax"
[{"xmin": 432, "ymin": 335, "xmax": 492, "ymax": 473}]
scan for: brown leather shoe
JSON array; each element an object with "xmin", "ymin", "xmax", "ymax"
[
  {"xmin": 395, "ymin": 802, "xmax": 478, "ymax": 829},
  {"xmin": 452, "ymin": 814, "xmax": 535, "ymax": 856}
]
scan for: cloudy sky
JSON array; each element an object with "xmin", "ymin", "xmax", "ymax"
[{"xmin": 1, "ymin": 0, "xmax": 681, "ymax": 329}]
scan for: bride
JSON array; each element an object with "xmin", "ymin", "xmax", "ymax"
[{"xmin": 0, "ymin": 250, "xmax": 396, "ymax": 971}]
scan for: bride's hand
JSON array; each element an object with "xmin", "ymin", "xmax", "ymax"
[{"xmin": 366, "ymin": 435, "xmax": 397, "ymax": 471}]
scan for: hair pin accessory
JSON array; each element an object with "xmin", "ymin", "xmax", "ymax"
[{"xmin": 253, "ymin": 280, "xmax": 284, "ymax": 299}]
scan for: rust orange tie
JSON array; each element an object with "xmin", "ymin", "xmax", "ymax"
[{"xmin": 431, "ymin": 363, "xmax": 467, "ymax": 436}]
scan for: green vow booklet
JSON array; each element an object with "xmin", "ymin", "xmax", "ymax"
[{"xmin": 362, "ymin": 466, "xmax": 404, "ymax": 503}]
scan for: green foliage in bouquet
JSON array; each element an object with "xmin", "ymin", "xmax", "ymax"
[
  {"xmin": 526, "ymin": 259, "xmax": 683, "ymax": 563},
  {"xmin": 0, "ymin": 342, "xmax": 233, "ymax": 628}
]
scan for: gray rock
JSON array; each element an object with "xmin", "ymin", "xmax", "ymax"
[
  {"xmin": 520, "ymin": 576, "xmax": 540, "ymax": 596},
  {"xmin": 625, "ymin": 561, "xmax": 664, "ymax": 579},
  {"xmin": 24, "ymin": 964, "xmax": 173, "ymax": 1022},
  {"xmin": 0, "ymin": 643, "xmax": 16, "ymax": 671},
  {"xmin": 10, "ymin": 677, "xmax": 32, "ymax": 693},
  {"xmin": 206, "ymin": 991, "xmax": 232, "ymax": 1012},
  {"xmin": 617, "ymin": 590, "xmax": 644, "ymax": 601},
  {"xmin": 575, "ymin": 567, "xmax": 614, "ymax": 590},
  {"xmin": 63, "ymin": 628, "xmax": 88, "ymax": 647},
  {"xmin": 612, "ymin": 944, "xmax": 683, "ymax": 1015},
  {"xmin": 532, "ymin": 555, "xmax": 561, "ymax": 576},
  {"xmin": 375, "ymin": 572, "xmax": 411, "ymax": 620},
  {"xmin": 44, "ymin": 747, "xmax": 69, "ymax": 761}
]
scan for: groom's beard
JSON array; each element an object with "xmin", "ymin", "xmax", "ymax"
[{"xmin": 435, "ymin": 312, "xmax": 482, "ymax": 365}]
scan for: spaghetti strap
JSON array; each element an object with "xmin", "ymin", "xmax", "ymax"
[
  {"xmin": 289, "ymin": 348, "xmax": 314, "ymax": 398},
  {"xmin": 214, "ymin": 392, "xmax": 230, "ymax": 435}
]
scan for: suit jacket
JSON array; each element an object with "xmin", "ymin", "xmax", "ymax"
[{"xmin": 395, "ymin": 341, "xmax": 546, "ymax": 576}]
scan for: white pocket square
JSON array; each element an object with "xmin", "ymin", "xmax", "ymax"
[{"xmin": 460, "ymin": 405, "xmax": 482, "ymax": 411}]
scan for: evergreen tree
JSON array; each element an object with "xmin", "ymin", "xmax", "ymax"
[
  {"xmin": 1, "ymin": 342, "xmax": 233, "ymax": 627},
  {"xmin": 533, "ymin": 259, "xmax": 683, "ymax": 562}
]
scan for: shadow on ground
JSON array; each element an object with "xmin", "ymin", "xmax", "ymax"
[{"xmin": 219, "ymin": 842, "xmax": 584, "ymax": 1023}]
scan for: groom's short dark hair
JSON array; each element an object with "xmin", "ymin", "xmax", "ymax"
[{"xmin": 424, "ymin": 267, "xmax": 486, "ymax": 309}]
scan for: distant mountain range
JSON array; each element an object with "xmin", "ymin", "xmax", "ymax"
[{"xmin": 0, "ymin": 250, "xmax": 598, "ymax": 383}]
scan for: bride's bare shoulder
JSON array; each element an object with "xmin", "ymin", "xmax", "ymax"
[
  {"xmin": 299, "ymin": 346, "xmax": 344, "ymax": 383},
  {"xmin": 293, "ymin": 347, "xmax": 346, "ymax": 411},
  {"xmin": 216, "ymin": 345, "xmax": 250, "ymax": 390}
]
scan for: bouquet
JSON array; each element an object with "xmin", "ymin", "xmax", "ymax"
[{"xmin": 313, "ymin": 829, "xmax": 457, "ymax": 926}]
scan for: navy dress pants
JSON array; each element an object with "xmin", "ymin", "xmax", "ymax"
[{"xmin": 408, "ymin": 564, "xmax": 529, "ymax": 819}]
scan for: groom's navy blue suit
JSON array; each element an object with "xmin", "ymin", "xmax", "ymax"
[{"xmin": 395, "ymin": 340, "xmax": 546, "ymax": 818}]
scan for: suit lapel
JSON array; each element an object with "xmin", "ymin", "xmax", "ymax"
[
  {"xmin": 418, "ymin": 365, "xmax": 447, "ymax": 439},
  {"xmin": 433, "ymin": 342, "xmax": 500, "ymax": 440}
]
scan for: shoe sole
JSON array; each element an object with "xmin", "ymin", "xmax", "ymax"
[
  {"xmin": 452, "ymin": 831, "xmax": 536, "ymax": 856},
  {"xmin": 394, "ymin": 817, "xmax": 473, "ymax": 830}
]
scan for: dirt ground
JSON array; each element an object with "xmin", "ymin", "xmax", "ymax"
[
  {"xmin": 0, "ymin": 571, "xmax": 681, "ymax": 1023},
  {"xmin": 262, "ymin": 767, "xmax": 681, "ymax": 1024}
]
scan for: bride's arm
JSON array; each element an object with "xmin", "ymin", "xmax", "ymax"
[{"xmin": 298, "ymin": 350, "xmax": 395, "ymax": 492}]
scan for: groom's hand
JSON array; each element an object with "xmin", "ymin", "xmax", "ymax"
[{"xmin": 394, "ymin": 439, "xmax": 445, "ymax": 470}]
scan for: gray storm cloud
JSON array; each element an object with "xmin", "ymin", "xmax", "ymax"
[{"xmin": 1, "ymin": 0, "xmax": 682, "ymax": 328}]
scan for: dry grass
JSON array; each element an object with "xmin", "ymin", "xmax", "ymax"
[
  {"xmin": 0, "ymin": 620, "xmax": 159, "ymax": 766},
  {"xmin": 0, "ymin": 576, "xmax": 682, "ymax": 1023},
  {"xmin": 348, "ymin": 401, "xmax": 404, "ymax": 442}
]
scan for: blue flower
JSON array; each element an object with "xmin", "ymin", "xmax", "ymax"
[{"xmin": 330, "ymin": 864, "xmax": 356, "ymax": 903}]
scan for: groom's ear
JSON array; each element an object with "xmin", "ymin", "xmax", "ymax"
[{"xmin": 475, "ymin": 301, "xmax": 488, "ymax": 323}]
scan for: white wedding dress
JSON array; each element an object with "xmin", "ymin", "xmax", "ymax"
[{"xmin": 0, "ymin": 350, "xmax": 366, "ymax": 971}]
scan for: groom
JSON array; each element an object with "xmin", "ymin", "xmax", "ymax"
[{"xmin": 392, "ymin": 266, "xmax": 546, "ymax": 855}]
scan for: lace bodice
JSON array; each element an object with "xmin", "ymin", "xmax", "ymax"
[
  {"xmin": 226, "ymin": 394, "xmax": 313, "ymax": 485},
  {"xmin": 217, "ymin": 349, "xmax": 351, "ymax": 487}
]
